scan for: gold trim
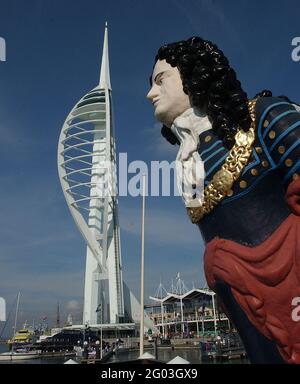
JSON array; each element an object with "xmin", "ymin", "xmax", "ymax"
[
  {"xmin": 262, "ymin": 160, "xmax": 269, "ymax": 168},
  {"xmin": 187, "ymin": 99, "xmax": 257, "ymax": 224},
  {"xmin": 269, "ymin": 130, "xmax": 276, "ymax": 139},
  {"xmin": 285, "ymin": 158, "xmax": 293, "ymax": 167}
]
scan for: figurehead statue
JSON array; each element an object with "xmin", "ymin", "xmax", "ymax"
[{"xmin": 147, "ymin": 37, "xmax": 300, "ymax": 364}]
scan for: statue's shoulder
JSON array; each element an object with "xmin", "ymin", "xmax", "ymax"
[
  {"xmin": 255, "ymin": 96, "xmax": 299, "ymax": 137},
  {"xmin": 253, "ymin": 95, "xmax": 300, "ymax": 186},
  {"xmin": 255, "ymin": 96, "xmax": 295, "ymax": 120}
]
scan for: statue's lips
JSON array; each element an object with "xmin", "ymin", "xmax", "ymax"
[{"xmin": 152, "ymin": 99, "xmax": 159, "ymax": 107}]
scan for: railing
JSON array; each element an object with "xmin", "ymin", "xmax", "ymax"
[{"xmin": 153, "ymin": 314, "xmax": 229, "ymax": 327}]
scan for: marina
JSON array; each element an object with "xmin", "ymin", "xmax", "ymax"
[
  {"xmin": 0, "ymin": 257, "xmax": 246, "ymax": 365},
  {"xmin": 0, "ymin": 333, "xmax": 249, "ymax": 364}
]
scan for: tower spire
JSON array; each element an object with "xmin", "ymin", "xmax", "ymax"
[{"xmin": 99, "ymin": 22, "xmax": 111, "ymax": 90}]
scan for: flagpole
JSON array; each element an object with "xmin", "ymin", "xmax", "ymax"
[{"xmin": 139, "ymin": 174, "xmax": 146, "ymax": 357}]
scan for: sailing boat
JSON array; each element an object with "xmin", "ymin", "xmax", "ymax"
[
  {"xmin": 0, "ymin": 349, "xmax": 41, "ymax": 361},
  {"xmin": 0, "ymin": 293, "xmax": 40, "ymax": 361}
]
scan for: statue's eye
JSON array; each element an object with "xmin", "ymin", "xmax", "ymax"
[
  {"xmin": 158, "ymin": 77, "xmax": 164, "ymax": 85},
  {"xmin": 155, "ymin": 73, "xmax": 164, "ymax": 85}
]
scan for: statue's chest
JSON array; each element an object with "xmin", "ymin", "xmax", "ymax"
[{"xmin": 198, "ymin": 130, "xmax": 274, "ymax": 205}]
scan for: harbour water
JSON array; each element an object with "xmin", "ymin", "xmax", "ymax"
[
  {"xmin": 111, "ymin": 348, "xmax": 249, "ymax": 364},
  {"xmin": 0, "ymin": 344, "xmax": 249, "ymax": 364},
  {"xmin": 0, "ymin": 344, "xmax": 75, "ymax": 364}
]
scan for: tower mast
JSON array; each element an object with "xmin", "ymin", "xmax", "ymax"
[{"xmin": 99, "ymin": 22, "xmax": 111, "ymax": 90}]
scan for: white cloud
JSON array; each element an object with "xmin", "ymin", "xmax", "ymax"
[{"xmin": 66, "ymin": 300, "xmax": 81, "ymax": 311}]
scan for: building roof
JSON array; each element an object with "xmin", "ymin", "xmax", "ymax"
[{"xmin": 149, "ymin": 288, "xmax": 215, "ymax": 304}]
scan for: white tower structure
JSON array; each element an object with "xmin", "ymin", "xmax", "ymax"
[{"xmin": 58, "ymin": 24, "xmax": 152, "ymax": 329}]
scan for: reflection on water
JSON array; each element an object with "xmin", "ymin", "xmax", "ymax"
[
  {"xmin": 0, "ymin": 345, "xmax": 9, "ymax": 353},
  {"xmin": 0, "ymin": 344, "xmax": 249, "ymax": 364},
  {"xmin": 109, "ymin": 348, "xmax": 249, "ymax": 365}
]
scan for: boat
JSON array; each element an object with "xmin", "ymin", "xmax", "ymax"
[
  {"xmin": 3, "ymin": 293, "xmax": 36, "ymax": 349},
  {"xmin": 33, "ymin": 328, "xmax": 92, "ymax": 352},
  {"xmin": 200, "ymin": 335, "xmax": 247, "ymax": 362},
  {"xmin": 114, "ymin": 344, "xmax": 128, "ymax": 354},
  {"xmin": 7, "ymin": 322, "xmax": 37, "ymax": 348},
  {"xmin": 0, "ymin": 346, "xmax": 77, "ymax": 361},
  {"xmin": 0, "ymin": 350, "xmax": 41, "ymax": 361}
]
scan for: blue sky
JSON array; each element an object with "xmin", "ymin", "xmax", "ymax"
[{"xmin": 0, "ymin": 0, "xmax": 300, "ymax": 334}]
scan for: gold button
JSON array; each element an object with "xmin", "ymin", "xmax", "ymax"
[
  {"xmin": 293, "ymin": 173, "xmax": 299, "ymax": 180},
  {"xmin": 227, "ymin": 189, "xmax": 233, "ymax": 197},
  {"xmin": 239, "ymin": 180, "xmax": 247, "ymax": 189},
  {"xmin": 285, "ymin": 159, "xmax": 293, "ymax": 167},
  {"xmin": 263, "ymin": 120, "xmax": 269, "ymax": 128},
  {"xmin": 262, "ymin": 160, "xmax": 269, "ymax": 168},
  {"xmin": 251, "ymin": 168, "xmax": 259, "ymax": 176},
  {"xmin": 205, "ymin": 135, "xmax": 212, "ymax": 143},
  {"xmin": 278, "ymin": 146, "xmax": 285, "ymax": 154},
  {"xmin": 269, "ymin": 130, "xmax": 276, "ymax": 139},
  {"xmin": 255, "ymin": 147, "xmax": 263, "ymax": 154}
]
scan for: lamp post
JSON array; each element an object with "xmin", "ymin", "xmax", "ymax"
[
  {"xmin": 195, "ymin": 308, "xmax": 199, "ymax": 337},
  {"xmin": 216, "ymin": 335, "xmax": 222, "ymax": 353},
  {"xmin": 83, "ymin": 322, "xmax": 88, "ymax": 345},
  {"xmin": 96, "ymin": 302, "xmax": 103, "ymax": 359},
  {"xmin": 201, "ymin": 309, "xmax": 205, "ymax": 336},
  {"xmin": 160, "ymin": 301, "xmax": 165, "ymax": 338},
  {"xmin": 95, "ymin": 340, "xmax": 100, "ymax": 360},
  {"xmin": 100, "ymin": 304, "xmax": 103, "ymax": 359},
  {"xmin": 83, "ymin": 340, "xmax": 88, "ymax": 360},
  {"xmin": 180, "ymin": 298, "xmax": 184, "ymax": 337},
  {"xmin": 212, "ymin": 294, "xmax": 217, "ymax": 337}
]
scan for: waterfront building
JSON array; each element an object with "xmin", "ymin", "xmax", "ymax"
[{"xmin": 146, "ymin": 276, "xmax": 232, "ymax": 338}]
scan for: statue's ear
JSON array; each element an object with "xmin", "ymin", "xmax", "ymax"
[{"xmin": 161, "ymin": 125, "xmax": 180, "ymax": 145}]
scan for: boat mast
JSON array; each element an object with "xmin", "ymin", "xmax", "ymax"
[
  {"xmin": 13, "ymin": 292, "xmax": 20, "ymax": 338},
  {"xmin": 11, "ymin": 292, "xmax": 20, "ymax": 353},
  {"xmin": 56, "ymin": 301, "xmax": 60, "ymax": 328}
]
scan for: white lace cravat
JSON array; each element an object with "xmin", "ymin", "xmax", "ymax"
[{"xmin": 171, "ymin": 108, "xmax": 212, "ymax": 208}]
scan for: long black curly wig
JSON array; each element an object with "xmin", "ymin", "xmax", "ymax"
[{"xmin": 152, "ymin": 36, "xmax": 272, "ymax": 149}]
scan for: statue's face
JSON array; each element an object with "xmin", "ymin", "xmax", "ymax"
[{"xmin": 147, "ymin": 59, "xmax": 191, "ymax": 128}]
